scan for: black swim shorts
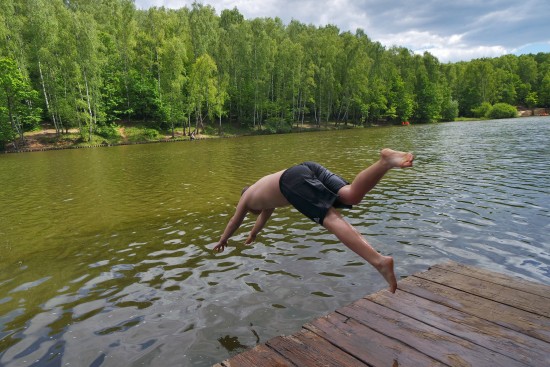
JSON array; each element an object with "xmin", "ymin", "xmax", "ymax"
[{"xmin": 279, "ymin": 161, "xmax": 351, "ymax": 225}]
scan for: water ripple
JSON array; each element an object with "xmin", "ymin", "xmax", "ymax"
[{"xmin": 1, "ymin": 118, "xmax": 549, "ymax": 366}]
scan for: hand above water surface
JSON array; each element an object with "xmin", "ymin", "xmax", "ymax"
[
  {"xmin": 213, "ymin": 240, "xmax": 227, "ymax": 252},
  {"xmin": 245, "ymin": 233, "xmax": 256, "ymax": 245}
]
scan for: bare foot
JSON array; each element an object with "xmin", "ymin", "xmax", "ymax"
[
  {"xmin": 380, "ymin": 148, "xmax": 414, "ymax": 168},
  {"xmin": 377, "ymin": 256, "xmax": 397, "ymax": 293}
]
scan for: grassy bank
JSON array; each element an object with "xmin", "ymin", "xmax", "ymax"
[{"xmin": 3, "ymin": 121, "xmax": 360, "ymax": 153}]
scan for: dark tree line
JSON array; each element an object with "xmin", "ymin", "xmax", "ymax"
[{"xmin": 1, "ymin": 0, "xmax": 549, "ymax": 147}]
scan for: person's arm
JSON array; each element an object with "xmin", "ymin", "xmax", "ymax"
[
  {"xmin": 245, "ymin": 208, "xmax": 274, "ymax": 244},
  {"xmin": 214, "ymin": 201, "xmax": 248, "ymax": 252}
]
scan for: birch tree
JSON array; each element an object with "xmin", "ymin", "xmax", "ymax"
[
  {"xmin": 188, "ymin": 53, "xmax": 219, "ymax": 132},
  {"xmin": 189, "ymin": 2, "xmax": 219, "ymax": 58},
  {"xmin": 0, "ymin": 57, "xmax": 42, "ymax": 149},
  {"xmin": 159, "ymin": 36, "xmax": 187, "ymax": 137}
]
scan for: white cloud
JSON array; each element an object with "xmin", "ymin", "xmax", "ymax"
[
  {"xmin": 377, "ymin": 30, "xmax": 509, "ymax": 62},
  {"xmin": 133, "ymin": 0, "xmax": 550, "ymax": 62},
  {"xmin": 426, "ymin": 46, "xmax": 509, "ymax": 63}
]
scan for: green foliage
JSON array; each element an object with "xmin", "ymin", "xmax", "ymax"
[
  {"xmin": 540, "ymin": 71, "xmax": 550, "ymax": 107},
  {"xmin": 486, "ymin": 103, "xmax": 518, "ymax": 119},
  {"xmin": 264, "ymin": 118, "xmax": 292, "ymax": 134},
  {"xmin": 470, "ymin": 102, "xmax": 518, "ymax": 119},
  {"xmin": 124, "ymin": 126, "xmax": 160, "ymax": 142},
  {"xmin": 202, "ymin": 124, "xmax": 219, "ymax": 135},
  {"xmin": 0, "ymin": 57, "xmax": 42, "ymax": 146},
  {"xmin": 440, "ymin": 99, "xmax": 459, "ymax": 122},
  {"xmin": 0, "ymin": 109, "xmax": 16, "ymax": 147},
  {"xmin": 189, "ymin": 54, "xmax": 218, "ymax": 111},
  {"xmin": 525, "ymin": 92, "xmax": 538, "ymax": 109},
  {"xmin": 413, "ymin": 62, "xmax": 441, "ymax": 123},
  {"xmin": 141, "ymin": 127, "xmax": 159, "ymax": 140},
  {"xmin": 1, "ymin": 0, "xmax": 549, "ymax": 146},
  {"xmin": 472, "ymin": 102, "xmax": 493, "ymax": 118},
  {"xmin": 127, "ymin": 70, "xmax": 162, "ymax": 122},
  {"xmin": 96, "ymin": 124, "xmax": 120, "ymax": 140}
]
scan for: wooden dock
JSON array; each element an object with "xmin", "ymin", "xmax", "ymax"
[{"xmin": 214, "ymin": 261, "xmax": 550, "ymax": 367}]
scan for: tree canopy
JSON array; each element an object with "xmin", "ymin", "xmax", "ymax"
[{"xmin": 1, "ymin": 0, "xmax": 549, "ymax": 148}]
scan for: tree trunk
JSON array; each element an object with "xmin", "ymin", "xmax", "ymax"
[
  {"xmin": 39, "ymin": 60, "xmax": 59, "ymax": 136},
  {"xmin": 84, "ymin": 72, "xmax": 94, "ymax": 142},
  {"xmin": 6, "ymin": 95, "xmax": 19, "ymax": 150}
]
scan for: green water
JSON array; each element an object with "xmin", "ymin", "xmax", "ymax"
[{"xmin": 1, "ymin": 117, "xmax": 549, "ymax": 366}]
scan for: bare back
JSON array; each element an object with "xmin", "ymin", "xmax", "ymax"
[{"xmin": 242, "ymin": 170, "xmax": 290, "ymax": 211}]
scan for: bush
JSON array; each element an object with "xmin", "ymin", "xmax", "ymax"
[
  {"xmin": 471, "ymin": 102, "xmax": 492, "ymax": 118},
  {"xmin": 0, "ymin": 118, "xmax": 16, "ymax": 149},
  {"xmin": 486, "ymin": 103, "xmax": 518, "ymax": 119},
  {"xmin": 141, "ymin": 127, "xmax": 160, "ymax": 140},
  {"xmin": 264, "ymin": 118, "xmax": 292, "ymax": 134},
  {"xmin": 440, "ymin": 99, "xmax": 459, "ymax": 122},
  {"xmin": 125, "ymin": 126, "xmax": 160, "ymax": 142},
  {"xmin": 96, "ymin": 124, "xmax": 120, "ymax": 140},
  {"xmin": 203, "ymin": 124, "xmax": 217, "ymax": 135}
]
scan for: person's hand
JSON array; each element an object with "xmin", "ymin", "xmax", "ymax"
[
  {"xmin": 213, "ymin": 240, "xmax": 228, "ymax": 253},
  {"xmin": 245, "ymin": 233, "xmax": 256, "ymax": 245}
]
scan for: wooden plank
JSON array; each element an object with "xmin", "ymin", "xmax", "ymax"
[
  {"xmin": 398, "ymin": 276, "xmax": 550, "ymax": 343},
  {"xmin": 433, "ymin": 261, "xmax": 550, "ymax": 299},
  {"xmin": 338, "ymin": 298, "xmax": 527, "ymax": 367},
  {"xmin": 266, "ymin": 330, "xmax": 369, "ymax": 367},
  {"xmin": 415, "ymin": 266, "xmax": 550, "ymax": 318},
  {"xmin": 215, "ymin": 263, "xmax": 550, "ymax": 367},
  {"xmin": 219, "ymin": 344, "xmax": 293, "ymax": 367},
  {"xmin": 304, "ymin": 312, "xmax": 445, "ymax": 367},
  {"xmin": 367, "ymin": 289, "xmax": 550, "ymax": 366}
]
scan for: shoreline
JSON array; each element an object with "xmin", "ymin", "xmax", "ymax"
[
  {"xmin": 1, "ymin": 122, "xmax": 361, "ymax": 154},
  {"xmin": 2, "ymin": 136, "xmax": 201, "ymax": 154},
  {"xmin": 5, "ymin": 115, "xmax": 546, "ymax": 154}
]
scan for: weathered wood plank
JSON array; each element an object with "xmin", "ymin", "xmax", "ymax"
[
  {"xmin": 219, "ymin": 344, "xmax": 293, "ymax": 367},
  {"xmin": 433, "ymin": 261, "xmax": 550, "ymax": 299},
  {"xmin": 415, "ymin": 266, "xmax": 550, "ymax": 318},
  {"xmin": 398, "ymin": 276, "xmax": 550, "ymax": 343},
  {"xmin": 367, "ymin": 288, "xmax": 550, "ymax": 366},
  {"xmin": 304, "ymin": 311, "xmax": 446, "ymax": 367},
  {"xmin": 338, "ymin": 298, "xmax": 527, "ymax": 367},
  {"xmin": 266, "ymin": 330, "xmax": 368, "ymax": 367},
  {"xmin": 215, "ymin": 263, "xmax": 550, "ymax": 367}
]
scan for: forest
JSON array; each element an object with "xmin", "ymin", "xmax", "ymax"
[{"xmin": 1, "ymin": 0, "xmax": 550, "ymax": 148}]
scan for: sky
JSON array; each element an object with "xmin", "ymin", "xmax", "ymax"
[{"xmin": 134, "ymin": 0, "xmax": 550, "ymax": 63}]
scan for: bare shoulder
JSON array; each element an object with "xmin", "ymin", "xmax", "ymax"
[
  {"xmin": 245, "ymin": 170, "xmax": 288, "ymax": 210},
  {"xmin": 248, "ymin": 170, "xmax": 284, "ymax": 190},
  {"xmin": 260, "ymin": 170, "xmax": 285, "ymax": 184}
]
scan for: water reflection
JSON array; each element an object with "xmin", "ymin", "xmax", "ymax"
[{"xmin": 0, "ymin": 117, "xmax": 549, "ymax": 366}]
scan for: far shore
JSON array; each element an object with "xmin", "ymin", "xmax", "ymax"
[
  {"xmin": 2, "ymin": 121, "xmax": 359, "ymax": 154},
  {"xmin": 4, "ymin": 114, "xmax": 547, "ymax": 154},
  {"xmin": 4, "ymin": 125, "xmax": 197, "ymax": 154}
]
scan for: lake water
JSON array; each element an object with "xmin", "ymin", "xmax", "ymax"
[{"xmin": 1, "ymin": 117, "xmax": 549, "ymax": 366}]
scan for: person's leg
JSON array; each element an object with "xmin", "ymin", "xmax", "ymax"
[
  {"xmin": 322, "ymin": 208, "xmax": 397, "ymax": 293},
  {"xmin": 338, "ymin": 148, "xmax": 413, "ymax": 205}
]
